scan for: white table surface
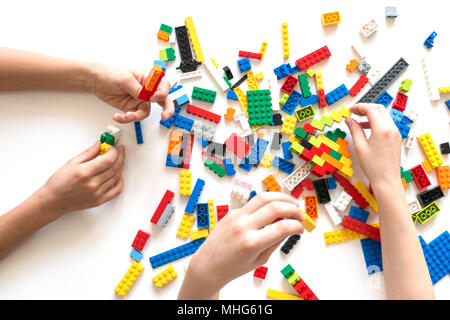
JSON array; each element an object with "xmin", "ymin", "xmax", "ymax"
[{"xmin": 0, "ymin": 0, "xmax": 448, "ymax": 300}]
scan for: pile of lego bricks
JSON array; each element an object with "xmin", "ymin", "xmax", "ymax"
[{"xmin": 114, "ymin": 11, "xmax": 450, "ymax": 299}]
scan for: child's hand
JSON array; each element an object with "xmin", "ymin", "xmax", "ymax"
[
  {"xmin": 40, "ymin": 141, "xmax": 125, "ymax": 215},
  {"xmin": 88, "ymin": 63, "xmax": 174, "ymax": 123},
  {"xmin": 178, "ymin": 193, "xmax": 305, "ymax": 299},
  {"xmin": 345, "ymin": 103, "xmax": 402, "ymax": 188}
]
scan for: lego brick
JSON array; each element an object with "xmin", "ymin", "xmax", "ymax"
[
  {"xmin": 196, "ymin": 203, "xmax": 209, "ymax": 229},
  {"xmin": 216, "ymin": 205, "xmax": 229, "ymax": 222},
  {"xmin": 281, "ymin": 75, "xmax": 299, "ymax": 95},
  {"xmin": 150, "ymin": 190, "xmax": 175, "ymax": 225},
  {"xmin": 179, "ymin": 171, "xmax": 192, "ymax": 196},
  {"xmin": 294, "ymin": 105, "xmax": 315, "ymax": 122},
  {"xmin": 417, "ymin": 132, "xmax": 443, "ymax": 168},
  {"xmin": 299, "ymin": 94, "xmax": 319, "ymax": 107},
  {"xmin": 157, "ymin": 203, "xmax": 175, "ymax": 228},
  {"xmin": 354, "ymin": 181, "xmax": 378, "ymax": 212},
  {"xmin": 130, "ymin": 248, "xmax": 143, "ymax": 262},
  {"xmin": 326, "ymin": 177, "xmax": 336, "ymax": 189},
  {"xmin": 360, "ymin": 19, "xmax": 378, "ymax": 38},
  {"xmin": 291, "ymin": 184, "xmax": 304, "ymax": 198},
  {"xmin": 192, "ymin": 86, "xmax": 216, "ymax": 103},
  {"xmin": 247, "ymin": 138, "xmax": 269, "ymax": 166},
  {"xmin": 317, "ymin": 89, "xmax": 327, "ymax": 108},
  {"xmin": 266, "ymin": 288, "xmax": 302, "ymax": 300},
  {"xmin": 173, "ymin": 115, "xmax": 194, "ymax": 132},
  {"xmin": 282, "ymin": 141, "xmax": 293, "ymax": 160},
  {"xmin": 348, "ymin": 206, "xmax": 370, "ymax": 223},
  {"xmin": 358, "ymin": 58, "xmax": 409, "ymax": 103},
  {"xmin": 260, "ymin": 153, "xmax": 274, "ymax": 168},
  {"xmin": 392, "ymin": 91, "xmax": 408, "ymax": 111},
  {"xmin": 436, "ymin": 166, "xmax": 450, "ymax": 190},
  {"xmin": 262, "ymin": 175, "xmax": 281, "ymax": 192},
  {"xmin": 385, "ymin": 6, "xmax": 398, "ymax": 18},
  {"xmin": 247, "ymin": 70, "xmax": 259, "ymax": 91},
  {"xmin": 323, "ymin": 203, "xmax": 341, "ymax": 225},
  {"xmin": 185, "ymin": 178, "xmax": 205, "ymax": 214},
  {"xmin": 312, "ymin": 179, "xmax": 331, "ymax": 204},
  {"xmin": 222, "ymin": 158, "xmax": 236, "ymax": 177},
  {"xmin": 149, "ymin": 238, "xmax": 205, "ymax": 269},
  {"xmin": 349, "ymin": 75, "xmax": 369, "ymax": 96},
  {"xmin": 421, "ymin": 57, "xmax": 440, "ymax": 101},
  {"xmin": 133, "ymin": 121, "xmax": 144, "ymax": 145},
  {"xmin": 346, "ymin": 59, "xmax": 359, "ymax": 72},
  {"xmin": 438, "ymin": 87, "xmax": 450, "ymax": 94},
  {"xmin": 419, "ymin": 236, "xmax": 447, "ymax": 284},
  {"xmin": 298, "ymin": 73, "xmax": 311, "ymax": 98},
  {"xmin": 152, "ymin": 265, "xmax": 178, "ymax": 288},
  {"xmin": 238, "ymin": 50, "xmax": 263, "ymax": 60},
  {"xmin": 300, "ymin": 208, "xmax": 316, "ymax": 232},
  {"xmin": 176, "ymin": 213, "xmax": 195, "ymax": 239},
  {"xmin": 417, "ymin": 186, "xmax": 444, "ymax": 207},
  {"xmin": 184, "ymin": 17, "xmax": 204, "ymax": 63},
  {"xmin": 423, "ymin": 31, "xmax": 438, "ymax": 49},
  {"xmin": 428, "ymin": 231, "xmax": 450, "ymax": 275},
  {"xmin": 131, "ymin": 230, "xmax": 150, "ymax": 251},
  {"xmin": 281, "ymin": 115, "xmax": 297, "ymax": 135},
  {"xmin": 361, "ymin": 238, "xmax": 383, "ymax": 274},
  {"xmin": 413, "ymin": 201, "xmax": 440, "ymax": 224},
  {"xmin": 325, "ymin": 84, "xmax": 349, "ymax": 105},
  {"xmin": 322, "ymin": 11, "xmax": 341, "ymax": 26},
  {"xmin": 271, "ymin": 156, "xmax": 295, "ymax": 174},
  {"xmin": 301, "ymin": 178, "xmax": 315, "ymax": 191},
  {"xmin": 280, "ymin": 234, "xmax": 301, "ymax": 255},
  {"xmin": 315, "ymin": 72, "xmax": 324, "ymax": 91},
  {"xmin": 203, "ymin": 59, "xmax": 229, "ymax": 91},
  {"xmin": 100, "ymin": 132, "xmax": 115, "ymax": 146},
  {"xmin": 342, "ymin": 216, "xmax": 380, "ymax": 242},
  {"xmin": 237, "ymin": 57, "xmax": 251, "ymax": 72},
  {"xmin": 114, "ymin": 261, "xmax": 144, "ymax": 297},
  {"xmin": 333, "ymin": 190, "xmax": 352, "ymax": 212},
  {"xmin": 295, "ymin": 46, "xmax": 331, "ymax": 71},
  {"xmin": 399, "ymin": 78, "xmax": 413, "ymax": 92},
  {"xmin": 304, "ymin": 195, "xmax": 318, "ymax": 219},
  {"xmin": 254, "ymin": 266, "xmax": 268, "ymax": 279},
  {"xmin": 333, "ymin": 172, "xmax": 369, "ymax": 209},
  {"xmin": 247, "ymin": 89, "xmax": 273, "ymax": 125},
  {"xmin": 271, "ymin": 132, "xmax": 282, "ymax": 151},
  {"xmin": 204, "ymin": 158, "xmax": 226, "ymax": 178},
  {"xmin": 283, "ymin": 161, "xmax": 314, "ymax": 191},
  {"xmin": 324, "ymin": 224, "xmax": 380, "ymax": 244},
  {"xmin": 225, "ymin": 133, "xmax": 250, "ymax": 158},
  {"xmin": 282, "ymin": 90, "xmax": 302, "ymax": 115},
  {"xmin": 281, "ymin": 22, "xmax": 289, "ymax": 58},
  {"xmin": 224, "ymin": 107, "xmax": 236, "ymax": 121},
  {"xmin": 207, "ymin": 199, "xmax": 216, "ymax": 231},
  {"xmin": 410, "ymin": 164, "xmax": 432, "ymax": 190},
  {"xmin": 175, "ymin": 25, "xmax": 198, "ymax": 72},
  {"xmin": 374, "ymin": 91, "xmax": 393, "ymax": 108},
  {"xmin": 440, "ymin": 142, "xmax": 450, "ymax": 155},
  {"xmin": 281, "ymin": 264, "xmax": 318, "ymax": 300},
  {"xmin": 407, "ymin": 199, "xmax": 421, "ymax": 215},
  {"xmin": 99, "ymin": 142, "xmax": 111, "ymax": 155}
]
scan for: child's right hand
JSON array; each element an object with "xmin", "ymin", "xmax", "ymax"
[
  {"xmin": 39, "ymin": 141, "xmax": 125, "ymax": 216},
  {"xmin": 178, "ymin": 193, "xmax": 305, "ymax": 299},
  {"xmin": 345, "ymin": 103, "xmax": 402, "ymax": 189}
]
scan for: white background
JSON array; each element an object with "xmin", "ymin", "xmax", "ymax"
[{"xmin": 0, "ymin": 0, "xmax": 449, "ymax": 300}]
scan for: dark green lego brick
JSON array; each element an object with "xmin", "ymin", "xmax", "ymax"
[
  {"xmin": 223, "ymin": 76, "xmax": 232, "ymax": 88},
  {"xmin": 166, "ymin": 48, "xmax": 176, "ymax": 61},
  {"xmin": 400, "ymin": 166, "xmax": 413, "ymax": 183},
  {"xmin": 294, "ymin": 105, "xmax": 315, "ymax": 122},
  {"xmin": 280, "ymin": 264, "xmax": 295, "ymax": 279},
  {"xmin": 246, "ymin": 90, "xmax": 273, "ymax": 126},
  {"xmin": 294, "ymin": 127, "xmax": 308, "ymax": 139},
  {"xmin": 192, "ymin": 86, "xmax": 217, "ymax": 103},
  {"xmin": 160, "ymin": 23, "xmax": 173, "ymax": 34},
  {"xmin": 329, "ymin": 149, "xmax": 342, "ymax": 161},
  {"xmin": 298, "ymin": 73, "xmax": 311, "ymax": 98},
  {"xmin": 100, "ymin": 132, "xmax": 115, "ymax": 146},
  {"xmin": 204, "ymin": 158, "xmax": 226, "ymax": 177}
]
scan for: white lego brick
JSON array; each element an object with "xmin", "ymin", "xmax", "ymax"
[
  {"xmin": 324, "ymin": 203, "xmax": 342, "ymax": 225},
  {"xmin": 404, "ymin": 109, "xmax": 419, "ymax": 123},
  {"xmin": 233, "ymin": 111, "xmax": 252, "ymax": 137},
  {"xmin": 421, "ymin": 57, "xmax": 440, "ymax": 102},
  {"xmin": 169, "ymin": 33, "xmax": 176, "ymax": 45},
  {"xmin": 177, "ymin": 70, "xmax": 202, "ymax": 81},
  {"xmin": 407, "ymin": 199, "xmax": 421, "ymax": 215},
  {"xmin": 367, "ymin": 68, "xmax": 381, "ymax": 86},
  {"xmin": 268, "ymin": 75, "xmax": 281, "ymax": 111},
  {"xmin": 106, "ymin": 125, "xmax": 121, "ymax": 142},
  {"xmin": 405, "ymin": 136, "xmax": 415, "ymax": 149},
  {"xmin": 203, "ymin": 59, "xmax": 229, "ymax": 91},
  {"xmin": 231, "ymin": 180, "xmax": 252, "ymax": 205},
  {"xmin": 333, "ymin": 190, "xmax": 352, "ymax": 212},
  {"xmin": 360, "ymin": 19, "xmax": 378, "ymax": 38},
  {"xmin": 283, "ymin": 161, "xmax": 314, "ymax": 191}
]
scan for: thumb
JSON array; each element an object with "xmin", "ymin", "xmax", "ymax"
[
  {"xmin": 345, "ymin": 117, "xmax": 368, "ymax": 152},
  {"xmin": 74, "ymin": 141, "xmax": 101, "ymax": 164},
  {"xmin": 121, "ymin": 76, "xmax": 142, "ymax": 99}
]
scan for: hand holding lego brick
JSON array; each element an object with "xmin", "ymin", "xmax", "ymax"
[{"xmin": 178, "ymin": 192, "xmax": 304, "ymax": 299}]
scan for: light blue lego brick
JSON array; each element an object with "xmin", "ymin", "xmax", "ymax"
[
  {"xmin": 348, "ymin": 206, "xmax": 370, "ymax": 223},
  {"xmin": 160, "ymin": 106, "xmax": 181, "ymax": 128},
  {"xmin": 390, "ymin": 108, "xmax": 404, "ymax": 123},
  {"xmin": 173, "ymin": 114, "xmax": 194, "ymax": 131},
  {"xmin": 134, "ymin": 121, "xmax": 144, "ymax": 144},
  {"xmin": 428, "ymin": 231, "xmax": 450, "ymax": 275},
  {"xmin": 248, "ymin": 138, "xmax": 269, "ymax": 165},
  {"xmin": 185, "ymin": 178, "xmax": 205, "ymax": 214},
  {"xmin": 282, "ymin": 141, "xmax": 293, "ymax": 160},
  {"xmin": 149, "ymin": 238, "xmax": 205, "ymax": 268},
  {"xmin": 237, "ymin": 57, "xmax": 251, "ymax": 72},
  {"xmin": 419, "ymin": 235, "xmax": 447, "ymax": 284},
  {"xmin": 196, "ymin": 203, "xmax": 209, "ymax": 228},
  {"xmin": 374, "ymin": 91, "xmax": 394, "ymax": 107},
  {"xmin": 299, "ymin": 94, "xmax": 319, "ymax": 107},
  {"xmin": 227, "ymin": 90, "xmax": 239, "ymax": 100},
  {"xmin": 130, "ymin": 248, "xmax": 143, "ymax": 262},
  {"xmin": 176, "ymin": 94, "xmax": 190, "ymax": 106},
  {"xmin": 154, "ymin": 60, "xmax": 167, "ymax": 71},
  {"xmin": 282, "ymin": 90, "xmax": 302, "ymax": 115},
  {"xmin": 360, "ymin": 238, "xmax": 383, "ymax": 274},
  {"xmin": 325, "ymin": 84, "xmax": 349, "ymax": 105},
  {"xmin": 223, "ymin": 158, "xmax": 236, "ymax": 176},
  {"xmin": 326, "ymin": 177, "xmax": 337, "ymax": 190},
  {"xmin": 271, "ymin": 156, "xmax": 295, "ymax": 174},
  {"xmin": 169, "ymin": 83, "xmax": 183, "ymax": 95},
  {"xmin": 400, "ymin": 115, "xmax": 413, "ymax": 125},
  {"xmin": 248, "ymin": 190, "xmax": 257, "ymax": 202},
  {"xmin": 239, "ymin": 157, "xmax": 252, "ymax": 172},
  {"xmin": 197, "ymin": 138, "xmax": 211, "ymax": 148}
]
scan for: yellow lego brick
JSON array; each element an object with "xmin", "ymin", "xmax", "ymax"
[
  {"xmin": 190, "ymin": 228, "xmax": 209, "ymax": 240},
  {"xmin": 338, "ymin": 165, "xmax": 353, "ymax": 178},
  {"xmin": 281, "ymin": 22, "xmax": 289, "ymax": 58},
  {"xmin": 329, "ymin": 110, "xmax": 343, "ymax": 123},
  {"xmin": 281, "ymin": 115, "xmax": 297, "ymax": 135},
  {"xmin": 354, "ymin": 181, "xmax": 378, "ymax": 212},
  {"xmin": 179, "ymin": 171, "xmax": 192, "ymax": 196},
  {"xmin": 185, "ymin": 16, "xmax": 204, "ymax": 62},
  {"xmin": 315, "ymin": 72, "xmax": 324, "ymax": 91},
  {"xmin": 337, "ymin": 106, "xmax": 351, "ymax": 118},
  {"xmin": 100, "ymin": 142, "xmax": 111, "ymax": 155},
  {"xmin": 233, "ymin": 87, "xmax": 248, "ymax": 117},
  {"xmin": 247, "ymin": 70, "xmax": 259, "ymax": 90},
  {"xmin": 262, "ymin": 174, "xmax": 282, "ymax": 192},
  {"xmin": 422, "ymin": 159, "xmax": 433, "ymax": 172},
  {"xmin": 289, "ymin": 141, "xmax": 305, "ymax": 156},
  {"xmin": 267, "ymin": 288, "xmax": 302, "ymax": 300},
  {"xmin": 438, "ymin": 87, "xmax": 450, "ymax": 94},
  {"xmin": 255, "ymin": 72, "xmax": 264, "ymax": 80},
  {"xmin": 287, "ymin": 271, "xmax": 301, "ymax": 285},
  {"xmin": 300, "ymin": 208, "xmax": 316, "ymax": 232},
  {"xmin": 176, "ymin": 213, "xmax": 195, "ymax": 239},
  {"xmin": 436, "ymin": 165, "xmax": 450, "ymax": 190},
  {"xmin": 339, "ymin": 155, "xmax": 352, "ymax": 167},
  {"xmin": 260, "ymin": 153, "xmax": 274, "ymax": 167},
  {"xmin": 321, "ymin": 11, "xmax": 341, "ymax": 26},
  {"xmin": 306, "ymin": 68, "xmax": 316, "ymax": 77},
  {"xmin": 208, "ymin": 199, "xmax": 215, "ymax": 231},
  {"xmin": 320, "ymin": 115, "xmax": 333, "ymax": 127},
  {"xmin": 259, "ymin": 41, "xmax": 268, "ymax": 59},
  {"xmin": 114, "ymin": 261, "xmax": 144, "ymax": 297},
  {"xmin": 210, "ymin": 58, "xmax": 218, "ymax": 69},
  {"xmin": 317, "ymin": 134, "xmax": 340, "ymax": 151},
  {"xmin": 308, "ymin": 135, "xmax": 322, "ymax": 148},
  {"xmin": 311, "ymin": 118, "xmax": 324, "ymax": 131},
  {"xmin": 289, "ymin": 135, "xmax": 301, "ymax": 144},
  {"xmin": 280, "ymin": 92, "xmax": 290, "ymax": 105},
  {"xmin": 324, "ymin": 223, "xmax": 380, "ymax": 244},
  {"xmin": 312, "ymin": 155, "xmax": 325, "ymax": 167},
  {"xmin": 417, "ymin": 132, "xmax": 443, "ymax": 168},
  {"xmin": 152, "ymin": 265, "xmax": 178, "ymax": 288},
  {"xmin": 321, "ymin": 152, "xmax": 344, "ymax": 170}
]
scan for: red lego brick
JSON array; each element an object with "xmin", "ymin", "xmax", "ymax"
[
  {"xmin": 238, "ymin": 50, "xmax": 263, "ymax": 60},
  {"xmin": 317, "ymin": 89, "xmax": 327, "ymax": 107},
  {"xmin": 300, "ymin": 148, "xmax": 315, "ymax": 162},
  {"xmin": 225, "ymin": 133, "xmax": 250, "ymax": 158},
  {"xmin": 216, "ymin": 205, "xmax": 229, "ymax": 221},
  {"xmin": 293, "ymin": 278, "xmax": 319, "ymax": 300},
  {"xmin": 253, "ymin": 266, "xmax": 268, "ymax": 279},
  {"xmin": 280, "ymin": 75, "xmax": 299, "ymax": 95},
  {"xmin": 349, "ymin": 75, "xmax": 369, "ymax": 96},
  {"xmin": 322, "ymin": 161, "xmax": 336, "ymax": 174},
  {"xmin": 302, "ymin": 122, "xmax": 316, "ymax": 135},
  {"xmin": 183, "ymin": 134, "xmax": 194, "ymax": 170},
  {"xmin": 304, "ymin": 195, "xmax": 318, "ymax": 219},
  {"xmin": 332, "ymin": 172, "xmax": 369, "ymax": 209},
  {"xmin": 131, "ymin": 230, "xmax": 150, "ymax": 251},
  {"xmin": 150, "ymin": 190, "xmax": 175, "ymax": 224},
  {"xmin": 138, "ymin": 68, "xmax": 165, "ymax": 101},
  {"xmin": 342, "ymin": 216, "xmax": 380, "ymax": 242},
  {"xmin": 311, "ymin": 164, "xmax": 327, "ymax": 177},
  {"xmin": 318, "ymin": 143, "xmax": 332, "ymax": 154},
  {"xmin": 186, "ymin": 104, "xmax": 221, "ymax": 123},
  {"xmin": 300, "ymin": 178, "xmax": 314, "ymax": 191},
  {"xmin": 295, "ymin": 45, "xmax": 332, "ymax": 71},
  {"xmin": 291, "ymin": 184, "xmax": 304, "ymax": 198},
  {"xmin": 411, "ymin": 164, "xmax": 431, "ymax": 190},
  {"xmin": 392, "ymin": 91, "xmax": 408, "ymax": 112}
]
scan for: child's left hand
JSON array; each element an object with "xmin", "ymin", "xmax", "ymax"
[{"xmin": 88, "ymin": 63, "xmax": 174, "ymax": 123}]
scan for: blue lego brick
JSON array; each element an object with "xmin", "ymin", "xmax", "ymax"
[
  {"xmin": 197, "ymin": 138, "xmax": 211, "ymax": 148},
  {"xmin": 282, "ymin": 141, "xmax": 293, "ymax": 160},
  {"xmin": 271, "ymin": 156, "xmax": 295, "ymax": 174},
  {"xmin": 348, "ymin": 206, "xmax": 370, "ymax": 223},
  {"xmin": 166, "ymin": 154, "xmax": 181, "ymax": 168},
  {"xmin": 374, "ymin": 91, "xmax": 394, "ymax": 107},
  {"xmin": 445, "ymin": 100, "xmax": 450, "ymax": 111},
  {"xmin": 154, "ymin": 60, "xmax": 167, "ymax": 71},
  {"xmin": 237, "ymin": 57, "xmax": 251, "ymax": 72},
  {"xmin": 169, "ymin": 83, "xmax": 183, "ymax": 95},
  {"xmin": 196, "ymin": 203, "xmax": 209, "ymax": 228},
  {"xmin": 428, "ymin": 231, "xmax": 450, "ymax": 275},
  {"xmin": 223, "ymin": 158, "xmax": 236, "ymax": 176},
  {"xmin": 248, "ymin": 138, "xmax": 269, "ymax": 165},
  {"xmin": 273, "ymin": 63, "xmax": 299, "ymax": 80},
  {"xmin": 173, "ymin": 114, "xmax": 194, "ymax": 131},
  {"xmin": 299, "ymin": 94, "xmax": 319, "ymax": 107},
  {"xmin": 134, "ymin": 121, "xmax": 144, "ymax": 144},
  {"xmin": 248, "ymin": 190, "xmax": 257, "ymax": 202},
  {"xmin": 360, "ymin": 238, "xmax": 383, "ymax": 274},
  {"xmin": 394, "ymin": 121, "xmax": 411, "ymax": 138},
  {"xmin": 400, "ymin": 115, "xmax": 413, "ymax": 125},
  {"xmin": 149, "ymin": 238, "xmax": 205, "ymax": 269},
  {"xmin": 326, "ymin": 177, "xmax": 336, "ymax": 190},
  {"xmin": 227, "ymin": 90, "xmax": 239, "ymax": 101},
  {"xmin": 239, "ymin": 157, "xmax": 253, "ymax": 172},
  {"xmin": 325, "ymin": 84, "xmax": 349, "ymax": 105},
  {"xmin": 282, "ymin": 90, "xmax": 302, "ymax": 115},
  {"xmin": 160, "ymin": 106, "xmax": 181, "ymax": 128},
  {"xmin": 419, "ymin": 235, "xmax": 447, "ymax": 284},
  {"xmin": 175, "ymin": 94, "xmax": 190, "ymax": 107},
  {"xmin": 130, "ymin": 248, "xmax": 143, "ymax": 262},
  {"xmin": 390, "ymin": 108, "xmax": 403, "ymax": 123},
  {"xmin": 185, "ymin": 178, "xmax": 205, "ymax": 214},
  {"xmin": 286, "ymin": 63, "xmax": 300, "ymax": 74},
  {"xmin": 424, "ymin": 31, "xmax": 437, "ymax": 49}
]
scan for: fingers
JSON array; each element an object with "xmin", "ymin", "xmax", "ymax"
[
  {"xmin": 97, "ymin": 177, "xmax": 124, "ymax": 205},
  {"xmin": 349, "ymin": 103, "xmax": 386, "ymax": 132},
  {"xmin": 121, "ymin": 74, "xmax": 143, "ymax": 99},
  {"xmin": 98, "ymin": 167, "xmax": 123, "ymax": 194},
  {"xmin": 94, "ymin": 145, "xmax": 125, "ymax": 185},
  {"xmin": 250, "ymin": 201, "xmax": 303, "ymax": 229},
  {"xmin": 159, "ymin": 96, "xmax": 175, "ymax": 121},
  {"xmin": 113, "ymin": 102, "xmax": 150, "ymax": 123},
  {"xmin": 74, "ymin": 141, "xmax": 101, "ymax": 164},
  {"xmin": 80, "ymin": 145, "xmax": 119, "ymax": 176},
  {"xmin": 253, "ymin": 219, "xmax": 304, "ymax": 251},
  {"xmin": 243, "ymin": 192, "xmax": 298, "ymax": 215},
  {"xmin": 345, "ymin": 117, "xmax": 368, "ymax": 151},
  {"xmin": 150, "ymin": 79, "xmax": 175, "ymax": 120}
]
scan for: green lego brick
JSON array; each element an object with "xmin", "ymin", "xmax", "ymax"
[
  {"xmin": 399, "ymin": 78, "xmax": 413, "ymax": 92},
  {"xmin": 160, "ymin": 23, "xmax": 173, "ymax": 34},
  {"xmin": 281, "ymin": 264, "xmax": 295, "ymax": 279},
  {"xmin": 159, "ymin": 49, "xmax": 168, "ymax": 61},
  {"xmin": 246, "ymin": 89, "xmax": 273, "ymax": 126},
  {"xmin": 204, "ymin": 158, "xmax": 226, "ymax": 177},
  {"xmin": 192, "ymin": 86, "xmax": 217, "ymax": 103},
  {"xmin": 320, "ymin": 115, "xmax": 333, "ymax": 127},
  {"xmin": 166, "ymin": 48, "xmax": 176, "ymax": 61},
  {"xmin": 311, "ymin": 118, "xmax": 324, "ymax": 131},
  {"xmin": 416, "ymin": 201, "xmax": 440, "ymax": 224},
  {"xmin": 298, "ymin": 73, "xmax": 311, "ymax": 98},
  {"xmin": 400, "ymin": 166, "xmax": 413, "ymax": 183},
  {"xmin": 100, "ymin": 132, "xmax": 115, "ymax": 146},
  {"xmin": 280, "ymin": 93, "xmax": 289, "ymax": 105},
  {"xmin": 294, "ymin": 127, "xmax": 308, "ymax": 139},
  {"xmin": 294, "ymin": 105, "xmax": 315, "ymax": 122},
  {"xmin": 325, "ymin": 128, "xmax": 346, "ymax": 142},
  {"xmin": 329, "ymin": 149, "xmax": 342, "ymax": 161},
  {"xmin": 223, "ymin": 76, "xmax": 232, "ymax": 88},
  {"xmin": 289, "ymin": 142, "xmax": 304, "ymax": 155}
]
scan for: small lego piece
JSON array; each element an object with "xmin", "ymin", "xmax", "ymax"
[
  {"xmin": 157, "ymin": 23, "xmax": 173, "ymax": 41},
  {"xmin": 254, "ymin": 266, "xmax": 268, "ymax": 279},
  {"xmin": 259, "ymin": 41, "xmax": 268, "ymax": 59},
  {"xmin": 149, "ymin": 238, "xmax": 205, "ymax": 269},
  {"xmin": 304, "ymin": 195, "xmax": 318, "ymax": 219},
  {"xmin": 348, "ymin": 206, "xmax": 370, "ymax": 223},
  {"xmin": 150, "ymin": 190, "xmax": 175, "ymax": 225},
  {"xmin": 385, "ymin": 6, "xmax": 398, "ymax": 18},
  {"xmin": 423, "ymin": 31, "xmax": 438, "ymax": 49},
  {"xmin": 312, "ymin": 179, "xmax": 331, "ymax": 204},
  {"xmin": 399, "ymin": 78, "xmax": 413, "ymax": 92},
  {"xmin": 190, "ymin": 228, "xmax": 209, "ymax": 241},
  {"xmin": 326, "ymin": 177, "xmax": 336, "ymax": 189},
  {"xmin": 131, "ymin": 230, "xmax": 150, "ymax": 251},
  {"xmin": 374, "ymin": 91, "xmax": 394, "ymax": 108},
  {"xmin": 321, "ymin": 11, "xmax": 341, "ymax": 26},
  {"xmin": 280, "ymin": 234, "xmax": 301, "ymax": 254},
  {"xmin": 216, "ymin": 205, "xmax": 229, "ymax": 221},
  {"xmin": 238, "ymin": 50, "xmax": 262, "ymax": 60},
  {"xmin": 280, "ymin": 75, "xmax": 299, "ymax": 95},
  {"xmin": 360, "ymin": 19, "xmax": 378, "ymax": 38},
  {"xmin": 179, "ymin": 171, "xmax": 192, "ymax": 196},
  {"xmin": 130, "ymin": 248, "xmax": 143, "ymax": 262},
  {"xmin": 237, "ymin": 57, "xmax": 251, "ymax": 72},
  {"xmin": 392, "ymin": 91, "xmax": 408, "ymax": 111},
  {"xmin": 294, "ymin": 105, "xmax": 315, "ymax": 122},
  {"xmin": 323, "ymin": 203, "xmax": 341, "ymax": 225},
  {"xmin": 349, "ymin": 74, "xmax": 369, "ymax": 96},
  {"xmin": 224, "ymin": 107, "xmax": 236, "ymax": 120},
  {"xmin": 114, "ymin": 261, "xmax": 144, "ymax": 297},
  {"xmin": 176, "ymin": 213, "xmax": 195, "ymax": 239},
  {"xmin": 333, "ymin": 190, "xmax": 352, "ymax": 212},
  {"xmin": 413, "ymin": 201, "xmax": 440, "ymax": 224},
  {"xmin": 300, "ymin": 208, "xmax": 316, "ymax": 232},
  {"xmin": 417, "ymin": 186, "xmax": 444, "ymax": 207},
  {"xmin": 133, "ymin": 121, "xmax": 144, "ymax": 145},
  {"xmin": 185, "ymin": 178, "xmax": 205, "ymax": 214},
  {"xmin": 410, "ymin": 164, "xmax": 432, "ymax": 190},
  {"xmin": 99, "ymin": 142, "xmax": 111, "ymax": 155},
  {"xmin": 440, "ymin": 142, "xmax": 450, "ymax": 155},
  {"xmin": 361, "ymin": 238, "xmax": 383, "ymax": 274},
  {"xmin": 152, "ymin": 265, "xmax": 178, "ymax": 288},
  {"xmin": 262, "ymin": 175, "xmax": 281, "ymax": 192},
  {"xmin": 280, "ymin": 264, "xmax": 318, "ymax": 300},
  {"xmin": 282, "ymin": 90, "xmax": 302, "ymax": 115},
  {"xmin": 417, "ymin": 132, "xmax": 443, "ymax": 168},
  {"xmin": 281, "ymin": 22, "xmax": 289, "ymax": 58},
  {"xmin": 281, "ymin": 115, "xmax": 297, "ymax": 135},
  {"xmin": 346, "ymin": 59, "xmax": 359, "ymax": 72},
  {"xmin": 407, "ymin": 199, "xmax": 421, "ymax": 215}
]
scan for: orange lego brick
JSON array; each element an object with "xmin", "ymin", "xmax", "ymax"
[
  {"xmin": 422, "ymin": 159, "xmax": 433, "ymax": 173},
  {"xmin": 304, "ymin": 195, "xmax": 318, "ymax": 219},
  {"xmin": 157, "ymin": 30, "xmax": 170, "ymax": 41},
  {"xmin": 436, "ymin": 165, "xmax": 450, "ymax": 190},
  {"xmin": 262, "ymin": 175, "xmax": 281, "ymax": 192},
  {"xmin": 321, "ymin": 11, "xmax": 341, "ymax": 26},
  {"xmin": 168, "ymin": 131, "xmax": 183, "ymax": 155},
  {"xmin": 144, "ymin": 65, "xmax": 164, "ymax": 92},
  {"xmin": 336, "ymin": 138, "xmax": 350, "ymax": 157},
  {"xmin": 224, "ymin": 107, "xmax": 236, "ymax": 120},
  {"xmin": 401, "ymin": 177, "xmax": 407, "ymax": 190},
  {"xmin": 346, "ymin": 59, "xmax": 359, "ymax": 72},
  {"xmin": 321, "ymin": 152, "xmax": 344, "ymax": 170}
]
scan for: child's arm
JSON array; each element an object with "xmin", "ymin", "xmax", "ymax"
[
  {"xmin": 178, "ymin": 193, "xmax": 305, "ymax": 299},
  {"xmin": 0, "ymin": 142, "xmax": 125, "ymax": 259},
  {"xmin": 345, "ymin": 103, "xmax": 434, "ymax": 299},
  {"xmin": 0, "ymin": 47, "xmax": 174, "ymax": 122}
]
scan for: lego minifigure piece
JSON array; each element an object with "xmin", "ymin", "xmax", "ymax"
[
  {"xmin": 440, "ymin": 142, "xmax": 450, "ymax": 155},
  {"xmin": 216, "ymin": 205, "xmax": 229, "ymax": 221},
  {"xmin": 417, "ymin": 132, "xmax": 443, "ymax": 168},
  {"xmin": 152, "ymin": 265, "xmax": 178, "ymax": 288},
  {"xmin": 254, "ymin": 266, "xmax": 268, "ymax": 279},
  {"xmin": 114, "ymin": 261, "xmax": 144, "ymax": 297},
  {"xmin": 150, "ymin": 190, "xmax": 175, "ymax": 225},
  {"xmin": 149, "ymin": 238, "xmax": 205, "ymax": 269},
  {"xmin": 295, "ymin": 46, "xmax": 331, "ymax": 71},
  {"xmin": 280, "ymin": 234, "xmax": 301, "ymax": 254},
  {"xmin": 361, "ymin": 238, "xmax": 383, "ymax": 274},
  {"xmin": 385, "ymin": 6, "xmax": 398, "ymax": 18},
  {"xmin": 266, "ymin": 288, "xmax": 302, "ymax": 300},
  {"xmin": 321, "ymin": 11, "xmax": 341, "ymax": 26},
  {"xmin": 360, "ymin": 19, "xmax": 378, "ymax": 38},
  {"xmin": 281, "ymin": 22, "xmax": 289, "ymax": 58}
]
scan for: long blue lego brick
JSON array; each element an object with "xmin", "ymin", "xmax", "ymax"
[
  {"xmin": 360, "ymin": 238, "xmax": 383, "ymax": 274},
  {"xmin": 160, "ymin": 106, "xmax": 181, "ymax": 128},
  {"xmin": 271, "ymin": 156, "xmax": 295, "ymax": 174},
  {"xmin": 299, "ymin": 94, "xmax": 319, "ymax": 107},
  {"xmin": 196, "ymin": 203, "xmax": 209, "ymax": 228},
  {"xmin": 273, "ymin": 63, "xmax": 299, "ymax": 80},
  {"xmin": 248, "ymin": 138, "xmax": 269, "ymax": 165},
  {"xmin": 282, "ymin": 90, "xmax": 302, "ymax": 115},
  {"xmin": 282, "ymin": 141, "xmax": 293, "ymax": 160},
  {"xmin": 134, "ymin": 121, "xmax": 144, "ymax": 144},
  {"xmin": 428, "ymin": 231, "xmax": 450, "ymax": 275},
  {"xmin": 223, "ymin": 158, "xmax": 236, "ymax": 176},
  {"xmin": 169, "ymin": 83, "xmax": 183, "ymax": 95},
  {"xmin": 325, "ymin": 84, "xmax": 349, "ymax": 105},
  {"xmin": 149, "ymin": 238, "xmax": 206, "ymax": 268},
  {"xmin": 185, "ymin": 178, "xmax": 205, "ymax": 214},
  {"xmin": 348, "ymin": 206, "xmax": 370, "ymax": 223},
  {"xmin": 419, "ymin": 235, "xmax": 447, "ymax": 284},
  {"xmin": 173, "ymin": 114, "xmax": 194, "ymax": 131}
]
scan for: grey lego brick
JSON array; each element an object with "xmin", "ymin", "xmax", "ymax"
[{"xmin": 157, "ymin": 203, "xmax": 175, "ymax": 228}]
